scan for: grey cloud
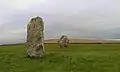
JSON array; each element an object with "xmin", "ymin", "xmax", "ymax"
[{"xmin": 0, "ymin": 0, "xmax": 120, "ymax": 44}]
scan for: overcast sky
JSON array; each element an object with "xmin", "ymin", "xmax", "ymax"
[{"xmin": 0, "ymin": 0, "xmax": 120, "ymax": 44}]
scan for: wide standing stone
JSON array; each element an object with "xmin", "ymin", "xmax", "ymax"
[
  {"xmin": 26, "ymin": 16, "xmax": 44, "ymax": 58},
  {"xmin": 57, "ymin": 35, "xmax": 69, "ymax": 48}
]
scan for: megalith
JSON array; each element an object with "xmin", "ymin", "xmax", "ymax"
[
  {"xmin": 57, "ymin": 35, "xmax": 69, "ymax": 48},
  {"xmin": 26, "ymin": 16, "xmax": 44, "ymax": 58}
]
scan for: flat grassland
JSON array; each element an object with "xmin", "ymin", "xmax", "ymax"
[{"xmin": 0, "ymin": 44, "xmax": 120, "ymax": 72}]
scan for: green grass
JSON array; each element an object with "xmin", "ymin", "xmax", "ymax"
[{"xmin": 0, "ymin": 44, "xmax": 120, "ymax": 72}]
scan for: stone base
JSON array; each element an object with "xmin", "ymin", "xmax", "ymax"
[{"xmin": 27, "ymin": 44, "xmax": 44, "ymax": 58}]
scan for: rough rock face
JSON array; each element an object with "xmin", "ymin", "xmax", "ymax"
[
  {"xmin": 26, "ymin": 16, "xmax": 44, "ymax": 58},
  {"xmin": 57, "ymin": 35, "xmax": 69, "ymax": 48}
]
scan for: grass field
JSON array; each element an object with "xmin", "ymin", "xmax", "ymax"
[{"xmin": 0, "ymin": 44, "xmax": 120, "ymax": 72}]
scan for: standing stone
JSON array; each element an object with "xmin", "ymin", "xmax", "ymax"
[
  {"xmin": 57, "ymin": 35, "xmax": 69, "ymax": 48},
  {"xmin": 26, "ymin": 16, "xmax": 44, "ymax": 58}
]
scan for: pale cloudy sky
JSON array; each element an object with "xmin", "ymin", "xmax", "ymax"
[{"xmin": 0, "ymin": 0, "xmax": 120, "ymax": 44}]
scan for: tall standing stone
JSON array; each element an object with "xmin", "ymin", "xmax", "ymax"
[{"xmin": 26, "ymin": 16, "xmax": 44, "ymax": 58}]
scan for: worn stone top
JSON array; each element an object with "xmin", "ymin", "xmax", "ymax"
[
  {"xmin": 30, "ymin": 16, "xmax": 42, "ymax": 23},
  {"xmin": 28, "ymin": 16, "xmax": 44, "ymax": 31}
]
